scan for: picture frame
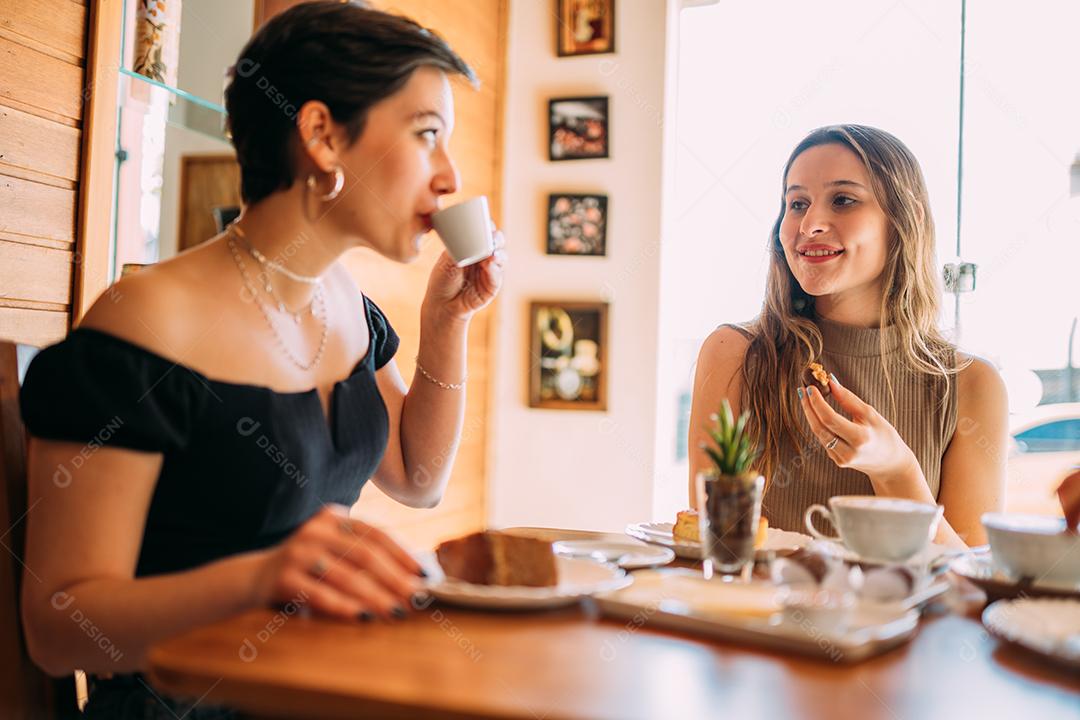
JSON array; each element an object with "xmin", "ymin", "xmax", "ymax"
[
  {"xmin": 549, "ymin": 96, "xmax": 609, "ymax": 161},
  {"xmin": 556, "ymin": 0, "xmax": 616, "ymax": 57},
  {"xmin": 546, "ymin": 193, "xmax": 608, "ymax": 256},
  {"xmin": 528, "ymin": 301, "xmax": 608, "ymax": 411}
]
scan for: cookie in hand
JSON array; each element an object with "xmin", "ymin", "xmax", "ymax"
[{"xmin": 805, "ymin": 361, "xmax": 831, "ymax": 396}]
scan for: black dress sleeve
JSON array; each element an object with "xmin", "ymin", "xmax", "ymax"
[
  {"xmin": 364, "ymin": 296, "xmax": 400, "ymax": 370},
  {"xmin": 19, "ymin": 329, "xmax": 204, "ymax": 453}
]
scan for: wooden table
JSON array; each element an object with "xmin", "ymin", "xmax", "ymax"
[{"xmin": 147, "ymin": 530, "xmax": 1079, "ymax": 720}]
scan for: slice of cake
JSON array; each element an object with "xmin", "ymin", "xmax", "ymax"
[
  {"xmin": 436, "ymin": 531, "xmax": 558, "ymax": 587},
  {"xmin": 675, "ymin": 510, "xmax": 769, "ymax": 549},
  {"xmin": 673, "ymin": 509, "xmax": 700, "ymax": 543}
]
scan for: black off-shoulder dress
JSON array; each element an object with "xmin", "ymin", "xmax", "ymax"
[{"xmin": 19, "ymin": 295, "xmax": 399, "ymax": 719}]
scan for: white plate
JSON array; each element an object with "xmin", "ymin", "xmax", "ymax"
[
  {"xmin": 625, "ymin": 521, "xmax": 812, "ymax": 560},
  {"xmin": 951, "ymin": 553, "xmax": 1080, "ymax": 599},
  {"xmin": 983, "ymin": 598, "xmax": 1080, "ymax": 668},
  {"xmin": 421, "ymin": 553, "xmax": 632, "ymax": 610},
  {"xmin": 552, "ymin": 540, "xmax": 675, "ymax": 570}
]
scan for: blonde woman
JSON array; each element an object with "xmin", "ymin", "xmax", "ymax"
[{"xmin": 689, "ymin": 125, "xmax": 1006, "ymax": 547}]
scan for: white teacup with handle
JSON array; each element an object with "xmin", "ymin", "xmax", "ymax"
[
  {"xmin": 804, "ymin": 495, "xmax": 943, "ymax": 563},
  {"xmin": 431, "ymin": 196, "xmax": 494, "ymax": 267}
]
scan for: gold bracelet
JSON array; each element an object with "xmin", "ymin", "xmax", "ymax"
[{"xmin": 415, "ymin": 357, "xmax": 467, "ymax": 390}]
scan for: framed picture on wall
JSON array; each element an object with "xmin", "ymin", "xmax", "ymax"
[
  {"xmin": 549, "ymin": 96, "xmax": 609, "ymax": 161},
  {"xmin": 529, "ymin": 301, "xmax": 608, "ymax": 411},
  {"xmin": 556, "ymin": 0, "xmax": 616, "ymax": 57},
  {"xmin": 547, "ymin": 193, "xmax": 607, "ymax": 256}
]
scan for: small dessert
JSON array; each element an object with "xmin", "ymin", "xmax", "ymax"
[
  {"xmin": 674, "ymin": 510, "xmax": 769, "ymax": 550},
  {"xmin": 755, "ymin": 516, "xmax": 770, "ymax": 549},
  {"xmin": 436, "ymin": 531, "xmax": 558, "ymax": 587},
  {"xmin": 673, "ymin": 509, "xmax": 700, "ymax": 543},
  {"xmin": 806, "ymin": 361, "xmax": 831, "ymax": 396}
]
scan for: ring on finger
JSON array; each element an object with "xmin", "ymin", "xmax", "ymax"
[
  {"xmin": 825, "ymin": 435, "xmax": 840, "ymax": 451},
  {"xmin": 309, "ymin": 557, "xmax": 330, "ymax": 577}
]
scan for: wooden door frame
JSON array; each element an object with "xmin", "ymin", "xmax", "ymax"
[
  {"xmin": 72, "ymin": 0, "xmax": 123, "ymax": 323},
  {"xmin": 176, "ymin": 153, "xmax": 241, "ymax": 253}
]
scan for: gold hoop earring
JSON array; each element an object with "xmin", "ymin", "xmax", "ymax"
[{"xmin": 307, "ymin": 166, "xmax": 344, "ymax": 202}]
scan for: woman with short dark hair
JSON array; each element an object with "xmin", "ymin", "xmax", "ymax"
[{"xmin": 18, "ymin": 2, "xmax": 505, "ymax": 716}]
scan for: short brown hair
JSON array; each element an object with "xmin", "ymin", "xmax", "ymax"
[{"xmin": 225, "ymin": 1, "xmax": 475, "ymax": 204}]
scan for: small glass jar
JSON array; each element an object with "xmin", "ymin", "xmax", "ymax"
[{"xmin": 695, "ymin": 471, "xmax": 764, "ymax": 581}]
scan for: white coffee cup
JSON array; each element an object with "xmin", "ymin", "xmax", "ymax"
[
  {"xmin": 430, "ymin": 196, "xmax": 494, "ymax": 267},
  {"xmin": 804, "ymin": 495, "xmax": 943, "ymax": 562}
]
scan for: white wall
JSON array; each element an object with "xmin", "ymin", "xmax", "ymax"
[{"xmin": 489, "ymin": 0, "xmax": 671, "ymax": 531}]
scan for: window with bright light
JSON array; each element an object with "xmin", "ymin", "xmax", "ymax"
[{"xmin": 660, "ymin": 0, "xmax": 1080, "ymax": 517}]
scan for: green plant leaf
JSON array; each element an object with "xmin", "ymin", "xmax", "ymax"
[{"xmin": 703, "ymin": 400, "xmax": 759, "ymax": 477}]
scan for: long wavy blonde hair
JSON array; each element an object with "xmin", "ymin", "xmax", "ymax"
[{"xmin": 742, "ymin": 125, "xmax": 966, "ymax": 487}]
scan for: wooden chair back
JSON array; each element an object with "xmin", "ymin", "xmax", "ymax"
[{"xmin": 0, "ymin": 340, "xmax": 78, "ymax": 718}]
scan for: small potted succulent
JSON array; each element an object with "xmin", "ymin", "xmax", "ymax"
[{"xmin": 697, "ymin": 399, "xmax": 764, "ymax": 579}]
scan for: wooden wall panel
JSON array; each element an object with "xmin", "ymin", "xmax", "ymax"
[
  {"xmin": 0, "ymin": 105, "xmax": 82, "ymax": 185},
  {"xmin": 0, "ymin": 36, "xmax": 85, "ymax": 125},
  {"xmin": 0, "ymin": 0, "xmax": 90, "ymax": 347},
  {"xmin": 349, "ymin": 0, "xmax": 507, "ymax": 549},
  {"xmin": 0, "ymin": 0, "xmax": 87, "ymax": 63},
  {"xmin": 247, "ymin": 0, "xmax": 508, "ymax": 550},
  {"xmin": 0, "ymin": 177, "xmax": 78, "ymax": 247},
  {"xmin": 0, "ymin": 308, "xmax": 68, "ymax": 351},
  {"xmin": 0, "ymin": 244, "xmax": 74, "ymax": 306}
]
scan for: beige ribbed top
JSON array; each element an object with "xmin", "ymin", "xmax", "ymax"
[{"xmin": 724, "ymin": 315, "xmax": 958, "ymax": 533}]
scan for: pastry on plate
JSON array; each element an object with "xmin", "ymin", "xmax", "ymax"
[
  {"xmin": 674, "ymin": 510, "xmax": 769, "ymax": 549},
  {"xmin": 436, "ymin": 531, "xmax": 558, "ymax": 587},
  {"xmin": 673, "ymin": 509, "xmax": 700, "ymax": 543}
]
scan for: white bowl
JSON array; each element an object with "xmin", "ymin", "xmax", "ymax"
[{"xmin": 982, "ymin": 513, "xmax": 1080, "ymax": 586}]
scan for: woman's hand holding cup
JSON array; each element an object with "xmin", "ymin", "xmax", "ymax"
[{"xmin": 425, "ymin": 196, "xmax": 507, "ymax": 321}]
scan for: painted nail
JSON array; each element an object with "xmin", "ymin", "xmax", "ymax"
[
  {"xmin": 806, "ymin": 386, "xmax": 814, "ymax": 398},
  {"xmin": 797, "ymin": 387, "xmax": 804, "ymax": 400},
  {"xmin": 391, "ymin": 605, "xmax": 407, "ymax": 619},
  {"xmin": 829, "ymin": 373, "xmax": 839, "ymax": 386},
  {"xmin": 357, "ymin": 610, "xmax": 374, "ymax": 622}
]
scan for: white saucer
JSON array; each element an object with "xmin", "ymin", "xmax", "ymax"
[
  {"xmin": 552, "ymin": 540, "xmax": 675, "ymax": 570},
  {"xmin": 421, "ymin": 553, "xmax": 632, "ymax": 610},
  {"xmin": 951, "ymin": 552, "xmax": 1080, "ymax": 599},
  {"xmin": 815, "ymin": 539, "xmax": 957, "ymax": 571},
  {"xmin": 983, "ymin": 597, "xmax": 1080, "ymax": 668}
]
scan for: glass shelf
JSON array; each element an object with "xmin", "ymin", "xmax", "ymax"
[
  {"xmin": 110, "ymin": 0, "xmax": 254, "ymax": 280},
  {"xmin": 118, "ymin": 68, "xmax": 228, "ymax": 143},
  {"xmin": 120, "ymin": 66, "xmax": 226, "ymax": 115}
]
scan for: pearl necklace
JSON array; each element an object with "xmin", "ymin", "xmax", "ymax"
[
  {"xmin": 230, "ymin": 224, "xmax": 322, "ymax": 284},
  {"xmin": 229, "ymin": 226, "xmax": 324, "ymax": 324},
  {"xmin": 227, "ymin": 234, "xmax": 330, "ymax": 371}
]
